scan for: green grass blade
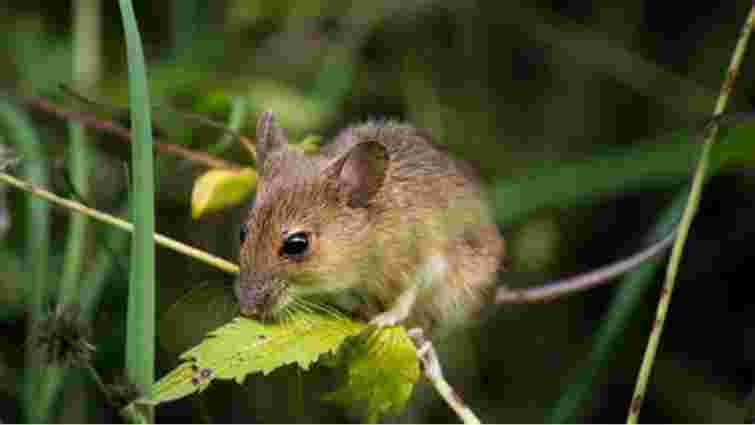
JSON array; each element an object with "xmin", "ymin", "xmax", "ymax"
[
  {"xmin": 117, "ymin": 0, "xmax": 156, "ymax": 416},
  {"xmin": 493, "ymin": 125, "xmax": 751, "ymax": 227},
  {"xmin": 0, "ymin": 247, "xmax": 24, "ymax": 320},
  {"xmin": 170, "ymin": 0, "xmax": 203, "ymax": 60},
  {"xmin": 0, "ymin": 100, "xmax": 52, "ymax": 422},
  {"xmin": 80, "ymin": 207, "xmax": 131, "ymax": 322},
  {"xmin": 58, "ymin": 123, "xmax": 90, "ymax": 307},
  {"xmin": 59, "ymin": 0, "xmax": 101, "ymax": 310}
]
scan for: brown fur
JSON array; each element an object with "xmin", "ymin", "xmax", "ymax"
[{"xmin": 236, "ymin": 112, "xmax": 504, "ymax": 335}]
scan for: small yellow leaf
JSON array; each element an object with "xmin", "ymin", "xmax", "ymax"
[{"xmin": 191, "ymin": 168, "xmax": 257, "ymax": 219}]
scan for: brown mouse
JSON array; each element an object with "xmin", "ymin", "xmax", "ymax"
[{"xmin": 235, "ymin": 111, "xmax": 504, "ymax": 336}]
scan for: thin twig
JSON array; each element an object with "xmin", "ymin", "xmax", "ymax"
[
  {"xmin": 496, "ymin": 230, "xmax": 676, "ymax": 304},
  {"xmin": 409, "ymin": 329, "xmax": 481, "ymax": 424},
  {"xmin": 60, "ymin": 84, "xmax": 252, "ymax": 142},
  {"xmin": 86, "ymin": 364, "xmax": 118, "ymax": 409},
  {"xmin": 0, "ymin": 171, "xmax": 239, "ymax": 275},
  {"xmin": 7, "ymin": 93, "xmax": 241, "ymax": 170},
  {"xmin": 626, "ymin": 6, "xmax": 755, "ymax": 424},
  {"xmin": 60, "ymin": 84, "xmax": 259, "ymax": 156}
]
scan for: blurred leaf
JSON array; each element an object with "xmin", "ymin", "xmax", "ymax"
[
  {"xmin": 194, "ymin": 89, "xmax": 233, "ymax": 115},
  {"xmin": 144, "ymin": 313, "xmax": 366, "ymax": 405},
  {"xmin": 293, "ymin": 134, "xmax": 322, "ymax": 154},
  {"xmin": 324, "ymin": 326, "xmax": 420, "ymax": 423},
  {"xmin": 191, "ymin": 167, "xmax": 257, "ymax": 219},
  {"xmin": 6, "ymin": 19, "xmax": 73, "ymax": 93},
  {"xmin": 714, "ymin": 121, "xmax": 755, "ymax": 168},
  {"xmin": 248, "ymin": 81, "xmax": 328, "ymax": 134},
  {"xmin": 157, "ymin": 283, "xmax": 237, "ymax": 356},
  {"xmin": 311, "ymin": 46, "xmax": 356, "ymax": 110},
  {"xmin": 207, "ymin": 95, "xmax": 248, "ymax": 155},
  {"xmin": 494, "ymin": 123, "xmax": 755, "ymax": 227}
]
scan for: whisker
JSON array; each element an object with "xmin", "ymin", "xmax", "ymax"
[
  {"xmin": 290, "ymin": 296, "xmax": 316, "ymax": 315},
  {"xmin": 298, "ymin": 298, "xmax": 342, "ymax": 320}
]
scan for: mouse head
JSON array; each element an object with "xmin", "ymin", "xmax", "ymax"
[{"xmin": 235, "ymin": 111, "xmax": 389, "ymax": 319}]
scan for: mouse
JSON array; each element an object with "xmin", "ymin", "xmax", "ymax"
[{"xmin": 234, "ymin": 111, "xmax": 505, "ymax": 336}]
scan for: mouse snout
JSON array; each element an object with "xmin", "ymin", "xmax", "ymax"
[{"xmin": 234, "ymin": 272, "xmax": 285, "ymax": 319}]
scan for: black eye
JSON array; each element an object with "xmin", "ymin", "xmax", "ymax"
[
  {"xmin": 280, "ymin": 232, "xmax": 309, "ymax": 258},
  {"xmin": 239, "ymin": 225, "xmax": 248, "ymax": 244}
]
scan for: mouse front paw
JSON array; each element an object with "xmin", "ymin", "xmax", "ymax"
[
  {"xmin": 368, "ymin": 285, "xmax": 418, "ymax": 328},
  {"xmin": 368, "ymin": 308, "xmax": 408, "ymax": 328}
]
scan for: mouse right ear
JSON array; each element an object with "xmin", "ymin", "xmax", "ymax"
[
  {"xmin": 255, "ymin": 110, "xmax": 289, "ymax": 169},
  {"xmin": 322, "ymin": 140, "xmax": 389, "ymax": 208}
]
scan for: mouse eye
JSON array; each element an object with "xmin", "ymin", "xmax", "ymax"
[
  {"xmin": 239, "ymin": 225, "xmax": 248, "ymax": 244},
  {"xmin": 280, "ymin": 231, "xmax": 310, "ymax": 258}
]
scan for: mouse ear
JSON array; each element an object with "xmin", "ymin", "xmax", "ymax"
[
  {"xmin": 255, "ymin": 110, "xmax": 289, "ymax": 169},
  {"xmin": 322, "ymin": 140, "xmax": 388, "ymax": 208}
]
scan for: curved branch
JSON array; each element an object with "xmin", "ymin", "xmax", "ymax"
[{"xmin": 496, "ymin": 230, "xmax": 676, "ymax": 304}]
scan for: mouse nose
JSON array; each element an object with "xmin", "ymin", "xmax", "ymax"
[
  {"xmin": 234, "ymin": 273, "xmax": 280, "ymax": 319},
  {"xmin": 234, "ymin": 281, "xmax": 261, "ymax": 318}
]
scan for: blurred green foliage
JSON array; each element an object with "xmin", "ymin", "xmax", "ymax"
[{"xmin": 1, "ymin": 0, "xmax": 755, "ymax": 423}]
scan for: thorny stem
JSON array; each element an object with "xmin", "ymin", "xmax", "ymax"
[
  {"xmin": 60, "ymin": 84, "xmax": 248, "ymax": 138},
  {"xmin": 7, "ymin": 93, "xmax": 242, "ymax": 170},
  {"xmin": 0, "ymin": 171, "xmax": 239, "ymax": 275},
  {"xmin": 626, "ymin": 6, "xmax": 755, "ymax": 424}
]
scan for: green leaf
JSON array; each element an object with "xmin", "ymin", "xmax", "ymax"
[
  {"xmin": 191, "ymin": 167, "xmax": 257, "ymax": 219},
  {"xmin": 324, "ymin": 326, "xmax": 420, "ymax": 423},
  {"xmin": 144, "ymin": 313, "xmax": 366, "ymax": 405}
]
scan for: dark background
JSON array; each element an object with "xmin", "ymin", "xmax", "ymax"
[{"xmin": 1, "ymin": 0, "xmax": 755, "ymax": 423}]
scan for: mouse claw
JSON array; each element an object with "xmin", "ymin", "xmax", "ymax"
[
  {"xmin": 368, "ymin": 310, "xmax": 405, "ymax": 328},
  {"xmin": 407, "ymin": 327, "xmax": 424, "ymax": 339},
  {"xmin": 407, "ymin": 327, "xmax": 431, "ymax": 357}
]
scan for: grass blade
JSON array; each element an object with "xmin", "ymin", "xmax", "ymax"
[
  {"xmin": 59, "ymin": 0, "xmax": 102, "ymax": 309},
  {"xmin": 117, "ymin": 0, "xmax": 156, "ymax": 419},
  {"xmin": 0, "ymin": 100, "xmax": 52, "ymax": 422},
  {"xmin": 548, "ymin": 189, "xmax": 686, "ymax": 422},
  {"xmin": 493, "ymin": 118, "xmax": 755, "ymax": 229}
]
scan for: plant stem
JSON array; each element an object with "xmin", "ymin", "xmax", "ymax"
[
  {"xmin": 0, "ymin": 172, "xmax": 239, "ymax": 273},
  {"xmin": 626, "ymin": 6, "xmax": 755, "ymax": 424}
]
